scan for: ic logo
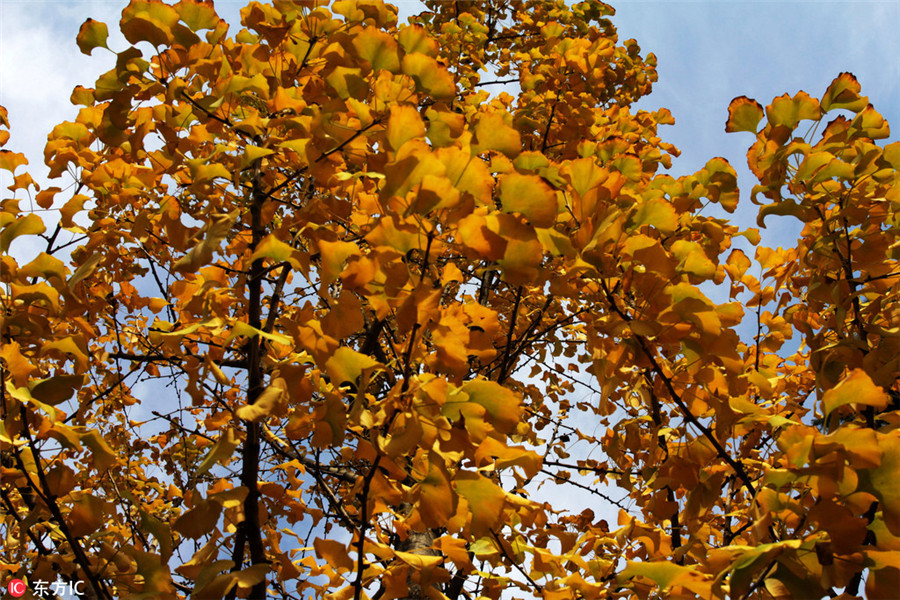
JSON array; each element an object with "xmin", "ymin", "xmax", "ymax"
[{"xmin": 7, "ymin": 578, "xmax": 26, "ymax": 598}]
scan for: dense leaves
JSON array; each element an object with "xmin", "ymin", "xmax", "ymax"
[{"xmin": 1, "ymin": 1, "xmax": 899, "ymax": 599}]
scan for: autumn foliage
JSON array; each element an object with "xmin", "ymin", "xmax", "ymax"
[{"xmin": 2, "ymin": 1, "xmax": 899, "ymax": 598}]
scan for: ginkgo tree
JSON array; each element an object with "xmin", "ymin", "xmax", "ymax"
[{"xmin": 2, "ymin": 0, "xmax": 899, "ymax": 599}]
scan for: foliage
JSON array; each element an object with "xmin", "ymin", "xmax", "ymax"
[{"xmin": 2, "ymin": 1, "xmax": 899, "ymax": 599}]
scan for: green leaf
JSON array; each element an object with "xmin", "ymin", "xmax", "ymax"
[
  {"xmin": 76, "ymin": 19, "xmax": 109, "ymax": 55},
  {"xmin": 725, "ymin": 96, "xmax": 764, "ymax": 133}
]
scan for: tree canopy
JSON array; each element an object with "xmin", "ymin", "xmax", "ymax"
[{"xmin": 2, "ymin": 1, "xmax": 899, "ymax": 599}]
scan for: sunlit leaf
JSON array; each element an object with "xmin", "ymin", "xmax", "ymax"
[
  {"xmin": 454, "ymin": 472, "xmax": 505, "ymax": 537},
  {"xmin": 725, "ymin": 96, "xmax": 764, "ymax": 134},
  {"xmin": 498, "ymin": 172, "xmax": 557, "ymax": 227},
  {"xmin": 822, "ymin": 369, "xmax": 889, "ymax": 416},
  {"xmin": 820, "ymin": 72, "xmax": 868, "ymax": 113}
]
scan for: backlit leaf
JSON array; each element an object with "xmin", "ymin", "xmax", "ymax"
[
  {"xmin": 498, "ymin": 173, "xmax": 557, "ymax": 227},
  {"xmin": 454, "ymin": 472, "xmax": 505, "ymax": 537},
  {"xmin": 820, "ymin": 72, "xmax": 868, "ymax": 113},
  {"xmin": 473, "ymin": 112, "xmax": 521, "ymax": 158},
  {"xmin": 822, "ymin": 369, "xmax": 889, "ymax": 416},
  {"xmin": 173, "ymin": 499, "xmax": 222, "ymax": 539},
  {"xmin": 402, "ymin": 53, "xmax": 455, "ymax": 99},
  {"xmin": 725, "ymin": 96, "xmax": 764, "ymax": 133},
  {"xmin": 76, "ymin": 19, "xmax": 109, "ymax": 55},
  {"xmin": 0, "ymin": 213, "xmax": 45, "ymax": 252}
]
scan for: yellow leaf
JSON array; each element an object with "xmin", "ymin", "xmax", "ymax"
[
  {"xmin": 29, "ymin": 375, "xmax": 84, "ymax": 406},
  {"xmin": 76, "ymin": 18, "xmax": 109, "ymax": 55},
  {"xmin": 630, "ymin": 198, "xmax": 678, "ymax": 234},
  {"xmin": 80, "ymin": 430, "xmax": 118, "ymax": 471},
  {"xmin": 235, "ymin": 381, "xmax": 285, "ymax": 422},
  {"xmin": 414, "ymin": 455, "xmax": 456, "ymax": 528},
  {"xmin": 228, "ymin": 321, "xmax": 292, "ymax": 347},
  {"xmin": 250, "ymin": 235, "xmax": 298, "ymax": 267},
  {"xmin": 619, "ymin": 561, "xmax": 710, "ymax": 594},
  {"xmin": 318, "ymin": 240, "xmax": 360, "ymax": 285},
  {"xmin": 402, "ymin": 53, "xmax": 455, "ymax": 100},
  {"xmin": 175, "ymin": 533, "xmax": 222, "ymax": 579},
  {"xmin": 822, "ymin": 369, "xmax": 889, "ymax": 416},
  {"xmin": 0, "ymin": 149, "xmax": 28, "ymax": 172},
  {"xmin": 725, "ymin": 96, "xmax": 764, "ymax": 133},
  {"xmin": 498, "ymin": 173, "xmax": 557, "ymax": 228},
  {"xmin": 473, "ymin": 112, "xmax": 521, "ymax": 158},
  {"xmin": 394, "ymin": 550, "xmax": 442, "ymax": 569},
  {"xmin": 314, "ymin": 538, "xmax": 354, "ymax": 572},
  {"xmin": 175, "ymin": 0, "xmax": 221, "ymax": 32},
  {"xmin": 387, "ymin": 104, "xmax": 425, "ymax": 151},
  {"xmin": 173, "ymin": 210, "xmax": 239, "ymax": 273},
  {"xmin": 173, "ymin": 499, "xmax": 222, "ymax": 539},
  {"xmin": 454, "ymin": 472, "xmax": 505, "ymax": 536},
  {"xmin": 196, "ymin": 428, "xmax": 239, "ymax": 475},
  {"xmin": 859, "ymin": 433, "xmax": 900, "ymax": 535},
  {"xmin": 19, "ymin": 252, "xmax": 67, "ymax": 283},
  {"xmin": 243, "ymin": 145, "xmax": 274, "ymax": 166},
  {"xmin": 460, "ymin": 379, "xmax": 522, "ymax": 434},
  {"xmin": 324, "ymin": 347, "xmax": 380, "ymax": 387},
  {"xmin": 0, "ymin": 213, "xmax": 45, "ymax": 252},
  {"xmin": 68, "ymin": 494, "xmax": 107, "ymax": 537},
  {"xmin": 353, "ymin": 27, "xmax": 400, "ymax": 73},
  {"xmin": 671, "ymin": 240, "xmax": 716, "ymax": 279},
  {"xmin": 0, "ymin": 341, "xmax": 36, "ymax": 386}
]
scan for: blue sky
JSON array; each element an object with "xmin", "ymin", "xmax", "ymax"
[{"xmin": 613, "ymin": 1, "xmax": 899, "ymax": 250}]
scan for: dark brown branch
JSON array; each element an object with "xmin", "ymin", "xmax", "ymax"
[
  {"xmin": 600, "ymin": 279, "xmax": 758, "ymax": 495},
  {"xmin": 17, "ymin": 406, "xmax": 113, "ymax": 600}
]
